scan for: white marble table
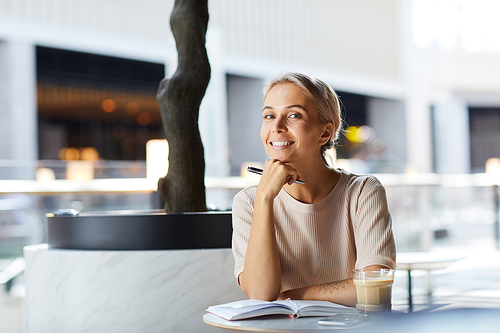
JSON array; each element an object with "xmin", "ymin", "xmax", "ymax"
[{"xmin": 24, "ymin": 244, "xmax": 246, "ymax": 333}]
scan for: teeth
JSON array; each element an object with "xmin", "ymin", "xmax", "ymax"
[{"xmin": 272, "ymin": 142, "xmax": 291, "ymax": 147}]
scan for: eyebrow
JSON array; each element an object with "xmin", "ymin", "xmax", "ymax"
[{"xmin": 262, "ymin": 105, "xmax": 309, "ymax": 112}]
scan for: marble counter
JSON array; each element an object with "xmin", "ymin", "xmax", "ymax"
[{"xmin": 24, "ymin": 244, "xmax": 246, "ymax": 333}]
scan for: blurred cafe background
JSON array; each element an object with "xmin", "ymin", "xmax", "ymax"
[{"xmin": 1, "ymin": 0, "xmax": 500, "ymax": 332}]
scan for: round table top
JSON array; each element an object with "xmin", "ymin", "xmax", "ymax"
[
  {"xmin": 205, "ymin": 308, "xmax": 500, "ymax": 333},
  {"xmin": 396, "ymin": 252, "xmax": 465, "ymax": 271}
]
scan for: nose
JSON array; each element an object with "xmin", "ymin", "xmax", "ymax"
[{"xmin": 272, "ymin": 115, "xmax": 287, "ymax": 133}]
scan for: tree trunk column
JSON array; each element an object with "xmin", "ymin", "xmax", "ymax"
[{"xmin": 157, "ymin": 0, "xmax": 210, "ymax": 213}]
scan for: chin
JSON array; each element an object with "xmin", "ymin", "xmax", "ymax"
[{"xmin": 267, "ymin": 153, "xmax": 287, "ymax": 162}]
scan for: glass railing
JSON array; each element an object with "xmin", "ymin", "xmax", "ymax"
[{"xmin": 1, "ymin": 161, "xmax": 499, "ymax": 257}]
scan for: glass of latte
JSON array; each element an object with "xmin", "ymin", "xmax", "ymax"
[{"xmin": 353, "ymin": 269, "xmax": 394, "ymax": 313}]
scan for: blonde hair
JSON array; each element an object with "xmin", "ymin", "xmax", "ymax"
[{"xmin": 263, "ymin": 72, "xmax": 342, "ymax": 163}]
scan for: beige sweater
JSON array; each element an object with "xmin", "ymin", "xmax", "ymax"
[{"xmin": 232, "ymin": 169, "xmax": 396, "ymax": 292}]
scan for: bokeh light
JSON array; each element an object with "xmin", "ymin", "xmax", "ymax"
[
  {"xmin": 80, "ymin": 147, "xmax": 99, "ymax": 161},
  {"xmin": 59, "ymin": 147, "xmax": 80, "ymax": 160},
  {"xmin": 345, "ymin": 126, "xmax": 373, "ymax": 143},
  {"xmin": 58, "ymin": 147, "xmax": 99, "ymax": 161},
  {"xmin": 137, "ymin": 112, "xmax": 152, "ymax": 125},
  {"xmin": 112, "ymin": 125, "xmax": 126, "ymax": 139},
  {"xmin": 126, "ymin": 102, "xmax": 140, "ymax": 115},
  {"xmin": 101, "ymin": 99, "xmax": 117, "ymax": 113}
]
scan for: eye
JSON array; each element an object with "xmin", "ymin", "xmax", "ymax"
[
  {"xmin": 289, "ymin": 113, "xmax": 302, "ymax": 119},
  {"xmin": 263, "ymin": 114, "xmax": 275, "ymax": 120}
]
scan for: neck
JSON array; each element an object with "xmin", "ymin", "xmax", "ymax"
[{"xmin": 284, "ymin": 160, "xmax": 341, "ymax": 204}]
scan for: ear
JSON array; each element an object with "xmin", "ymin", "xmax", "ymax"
[{"xmin": 320, "ymin": 122, "xmax": 334, "ymax": 145}]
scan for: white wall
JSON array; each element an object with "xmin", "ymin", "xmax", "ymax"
[
  {"xmin": 0, "ymin": 41, "xmax": 37, "ymax": 179},
  {"xmin": 0, "ymin": 0, "xmax": 404, "ymax": 97},
  {"xmin": 400, "ymin": 0, "xmax": 433, "ymax": 173},
  {"xmin": 211, "ymin": 0, "xmax": 401, "ymax": 81},
  {"xmin": 367, "ymin": 98, "xmax": 407, "ymax": 172},
  {"xmin": 1, "ymin": 0, "xmax": 499, "ymax": 96},
  {"xmin": 0, "ymin": 0, "xmax": 173, "ymax": 62},
  {"xmin": 433, "ymin": 97, "xmax": 471, "ymax": 174},
  {"xmin": 226, "ymin": 75, "xmax": 268, "ymax": 176}
]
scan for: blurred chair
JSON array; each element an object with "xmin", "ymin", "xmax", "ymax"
[
  {"xmin": 0, "ymin": 257, "xmax": 25, "ymax": 292},
  {"xmin": 0, "ymin": 194, "xmax": 37, "ymax": 293}
]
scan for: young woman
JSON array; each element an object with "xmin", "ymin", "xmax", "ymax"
[{"xmin": 231, "ymin": 72, "xmax": 396, "ymax": 306}]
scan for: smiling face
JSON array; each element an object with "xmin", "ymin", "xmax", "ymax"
[{"xmin": 260, "ymin": 82, "xmax": 332, "ymax": 165}]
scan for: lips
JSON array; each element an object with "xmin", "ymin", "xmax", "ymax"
[
  {"xmin": 271, "ymin": 141, "xmax": 292, "ymax": 147},
  {"xmin": 270, "ymin": 140, "xmax": 295, "ymax": 149}
]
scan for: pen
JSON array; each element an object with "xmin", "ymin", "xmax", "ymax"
[{"xmin": 247, "ymin": 166, "xmax": 306, "ymax": 184}]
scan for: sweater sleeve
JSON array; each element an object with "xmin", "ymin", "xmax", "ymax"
[
  {"xmin": 353, "ymin": 176, "xmax": 397, "ymax": 270},
  {"xmin": 231, "ymin": 186, "xmax": 256, "ymax": 283}
]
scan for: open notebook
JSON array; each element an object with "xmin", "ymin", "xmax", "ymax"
[{"xmin": 206, "ymin": 299, "xmax": 358, "ymax": 321}]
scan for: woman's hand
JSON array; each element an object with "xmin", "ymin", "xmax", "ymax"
[{"xmin": 256, "ymin": 159, "xmax": 300, "ymax": 201}]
